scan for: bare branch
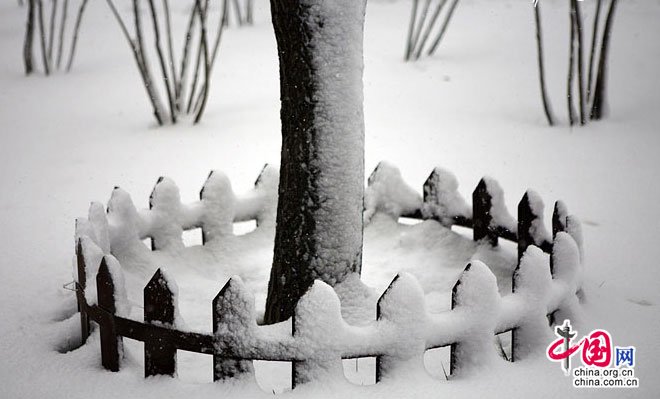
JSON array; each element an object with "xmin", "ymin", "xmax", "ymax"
[
  {"xmin": 404, "ymin": 0, "xmax": 419, "ymax": 61},
  {"xmin": 591, "ymin": 0, "xmax": 618, "ymax": 120},
  {"xmin": 56, "ymin": 0, "xmax": 68, "ymax": 69},
  {"xmin": 414, "ymin": 0, "xmax": 448, "ymax": 60},
  {"xmin": 534, "ymin": 1, "xmax": 555, "ymax": 126},
  {"xmin": 428, "ymin": 0, "xmax": 459, "ymax": 56},
  {"xmin": 194, "ymin": 0, "xmax": 210, "ymax": 124},
  {"xmin": 147, "ymin": 0, "xmax": 177, "ymax": 123},
  {"xmin": 66, "ymin": 0, "xmax": 88, "ymax": 72},
  {"xmin": 47, "ymin": 0, "xmax": 58, "ymax": 64},
  {"xmin": 587, "ymin": 0, "xmax": 603, "ymax": 103},
  {"xmin": 23, "ymin": 0, "xmax": 36, "ymax": 75},
  {"xmin": 37, "ymin": 0, "xmax": 51, "ymax": 75}
]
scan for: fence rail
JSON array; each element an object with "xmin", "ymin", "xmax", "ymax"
[{"xmin": 73, "ymin": 162, "xmax": 584, "ymax": 388}]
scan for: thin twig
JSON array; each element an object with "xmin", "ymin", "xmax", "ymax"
[
  {"xmin": 572, "ymin": 0, "xmax": 586, "ymax": 125},
  {"xmin": 192, "ymin": 0, "xmax": 228, "ymax": 112},
  {"xmin": 428, "ymin": 0, "xmax": 460, "ymax": 56},
  {"xmin": 246, "ymin": 0, "xmax": 253, "ymax": 24},
  {"xmin": 587, "ymin": 0, "xmax": 603, "ymax": 103},
  {"xmin": 186, "ymin": 0, "xmax": 208, "ymax": 114},
  {"xmin": 162, "ymin": 0, "xmax": 178, "ymax": 101},
  {"xmin": 37, "ymin": 0, "xmax": 50, "ymax": 75},
  {"xmin": 133, "ymin": 0, "xmax": 166, "ymax": 124},
  {"xmin": 23, "ymin": 0, "xmax": 36, "ymax": 74},
  {"xmin": 404, "ymin": 0, "xmax": 419, "ymax": 61},
  {"xmin": 567, "ymin": 3, "xmax": 576, "ymax": 126},
  {"xmin": 413, "ymin": 0, "xmax": 448, "ymax": 60},
  {"xmin": 105, "ymin": 0, "xmax": 165, "ymax": 125},
  {"xmin": 194, "ymin": 0, "xmax": 210, "ymax": 124},
  {"xmin": 47, "ymin": 0, "xmax": 58, "ymax": 64},
  {"xmin": 534, "ymin": 1, "xmax": 555, "ymax": 126},
  {"xmin": 56, "ymin": 0, "xmax": 68, "ymax": 69},
  {"xmin": 147, "ymin": 0, "xmax": 177, "ymax": 123},
  {"xmin": 66, "ymin": 0, "xmax": 88, "ymax": 72},
  {"xmin": 409, "ymin": 0, "xmax": 431, "ymax": 60},
  {"xmin": 177, "ymin": 4, "xmax": 199, "ymax": 111},
  {"xmin": 232, "ymin": 0, "xmax": 243, "ymax": 26},
  {"xmin": 591, "ymin": 0, "xmax": 618, "ymax": 120}
]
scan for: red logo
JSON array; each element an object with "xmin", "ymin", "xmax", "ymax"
[{"xmin": 547, "ymin": 320, "xmax": 613, "ymax": 374}]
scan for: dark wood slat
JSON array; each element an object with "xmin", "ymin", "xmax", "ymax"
[
  {"xmin": 144, "ymin": 268, "xmax": 177, "ymax": 377},
  {"xmin": 97, "ymin": 257, "xmax": 121, "ymax": 372}
]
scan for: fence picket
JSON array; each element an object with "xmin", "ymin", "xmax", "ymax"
[
  {"xmin": 75, "ymin": 237, "xmax": 90, "ymax": 344},
  {"xmin": 422, "ymin": 167, "xmax": 471, "ymax": 227},
  {"xmin": 97, "ymin": 257, "xmax": 121, "ymax": 372},
  {"xmin": 473, "ymin": 179, "xmax": 497, "ymax": 245},
  {"xmin": 212, "ymin": 277, "xmax": 254, "ymax": 381},
  {"xmin": 144, "ymin": 269, "xmax": 177, "ymax": 377},
  {"xmin": 552, "ymin": 200, "xmax": 568, "ymax": 238},
  {"xmin": 149, "ymin": 177, "xmax": 185, "ymax": 251}
]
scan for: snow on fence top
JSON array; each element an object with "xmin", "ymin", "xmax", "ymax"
[{"xmin": 72, "ymin": 161, "xmax": 584, "ymax": 388}]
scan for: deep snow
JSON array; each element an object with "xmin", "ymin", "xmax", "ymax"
[{"xmin": 1, "ymin": 0, "xmax": 659, "ymax": 398}]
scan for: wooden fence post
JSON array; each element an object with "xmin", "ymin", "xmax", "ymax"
[
  {"xmin": 422, "ymin": 167, "xmax": 471, "ymax": 227},
  {"xmin": 375, "ymin": 274, "xmax": 401, "ymax": 383},
  {"xmin": 552, "ymin": 200, "xmax": 568, "ymax": 239},
  {"xmin": 97, "ymin": 257, "xmax": 121, "ymax": 372},
  {"xmin": 75, "ymin": 236, "xmax": 90, "ymax": 344},
  {"xmin": 518, "ymin": 192, "xmax": 534, "ymax": 263},
  {"xmin": 212, "ymin": 278, "xmax": 254, "ymax": 381},
  {"xmin": 144, "ymin": 269, "xmax": 177, "ymax": 377},
  {"xmin": 550, "ymin": 200, "xmax": 569, "ymax": 276},
  {"xmin": 449, "ymin": 264, "xmax": 470, "ymax": 376},
  {"xmin": 473, "ymin": 179, "xmax": 497, "ymax": 246}
]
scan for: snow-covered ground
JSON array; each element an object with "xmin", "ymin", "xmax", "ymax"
[{"xmin": 1, "ymin": 0, "xmax": 659, "ymax": 398}]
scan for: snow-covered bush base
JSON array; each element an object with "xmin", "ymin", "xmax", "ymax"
[{"xmin": 72, "ymin": 162, "xmax": 584, "ymax": 391}]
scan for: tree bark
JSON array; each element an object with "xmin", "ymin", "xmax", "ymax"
[
  {"xmin": 264, "ymin": 0, "xmax": 367, "ymax": 324},
  {"xmin": 591, "ymin": 0, "xmax": 618, "ymax": 120}
]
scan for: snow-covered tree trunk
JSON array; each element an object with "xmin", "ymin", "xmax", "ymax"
[{"xmin": 264, "ymin": 0, "xmax": 367, "ymax": 324}]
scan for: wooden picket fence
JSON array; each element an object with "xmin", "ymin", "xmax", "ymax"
[{"xmin": 73, "ymin": 162, "xmax": 583, "ymax": 388}]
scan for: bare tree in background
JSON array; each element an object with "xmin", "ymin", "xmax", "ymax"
[
  {"xmin": 264, "ymin": 0, "xmax": 367, "ymax": 324},
  {"xmin": 404, "ymin": 0, "xmax": 460, "ymax": 61},
  {"xmin": 106, "ymin": 0, "xmax": 227, "ymax": 125},
  {"xmin": 534, "ymin": 0, "xmax": 619, "ymax": 126},
  {"xmin": 22, "ymin": 0, "xmax": 88, "ymax": 75}
]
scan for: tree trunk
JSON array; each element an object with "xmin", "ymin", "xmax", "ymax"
[{"xmin": 264, "ymin": 0, "xmax": 367, "ymax": 324}]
